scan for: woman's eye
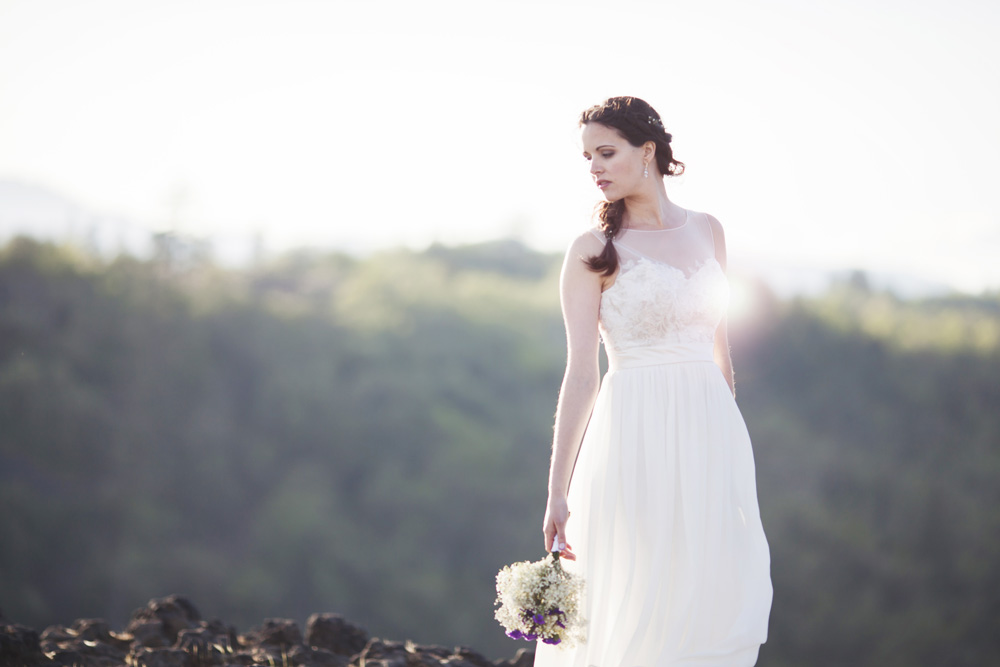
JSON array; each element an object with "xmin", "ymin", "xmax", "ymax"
[{"xmin": 601, "ymin": 152, "xmax": 614, "ymax": 158}]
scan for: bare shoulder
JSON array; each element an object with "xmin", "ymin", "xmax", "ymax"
[
  {"xmin": 561, "ymin": 229, "xmax": 608, "ymax": 291},
  {"xmin": 565, "ymin": 228, "xmax": 606, "ymax": 261}
]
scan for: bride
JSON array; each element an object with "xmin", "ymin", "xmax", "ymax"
[{"xmin": 534, "ymin": 96, "xmax": 772, "ymax": 666}]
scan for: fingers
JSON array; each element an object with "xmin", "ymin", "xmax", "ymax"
[
  {"xmin": 543, "ymin": 501, "xmax": 574, "ymax": 554},
  {"xmin": 551, "ymin": 523, "xmax": 572, "ymax": 553},
  {"xmin": 544, "ymin": 522, "xmax": 566, "ymax": 549},
  {"xmin": 543, "ymin": 523, "xmax": 556, "ymax": 551},
  {"xmin": 554, "ymin": 534, "xmax": 577, "ymax": 561}
]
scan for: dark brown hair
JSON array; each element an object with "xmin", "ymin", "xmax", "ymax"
[{"xmin": 580, "ymin": 96, "xmax": 685, "ymax": 276}]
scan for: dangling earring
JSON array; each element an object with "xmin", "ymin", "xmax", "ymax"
[{"xmin": 643, "ymin": 162, "xmax": 649, "ymax": 178}]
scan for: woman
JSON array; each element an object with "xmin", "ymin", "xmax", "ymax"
[{"xmin": 534, "ymin": 97, "xmax": 772, "ymax": 667}]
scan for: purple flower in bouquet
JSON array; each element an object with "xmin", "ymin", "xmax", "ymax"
[{"xmin": 495, "ymin": 551, "xmax": 586, "ymax": 647}]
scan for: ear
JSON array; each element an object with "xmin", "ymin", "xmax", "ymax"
[{"xmin": 643, "ymin": 140, "xmax": 656, "ymax": 163}]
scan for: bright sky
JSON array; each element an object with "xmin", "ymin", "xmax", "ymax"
[{"xmin": 0, "ymin": 0, "xmax": 998, "ymax": 292}]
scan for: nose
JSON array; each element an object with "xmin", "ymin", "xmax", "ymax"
[{"xmin": 590, "ymin": 160, "xmax": 601, "ymax": 176}]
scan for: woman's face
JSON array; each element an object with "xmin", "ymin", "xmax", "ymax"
[{"xmin": 581, "ymin": 122, "xmax": 646, "ymax": 201}]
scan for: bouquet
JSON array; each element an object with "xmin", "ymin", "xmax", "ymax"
[{"xmin": 494, "ymin": 550, "xmax": 585, "ymax": 647}]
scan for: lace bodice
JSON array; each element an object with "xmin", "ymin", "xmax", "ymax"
[{"xmin": 595, "ymin": 211, "xmax": 730, "ymax": 353}]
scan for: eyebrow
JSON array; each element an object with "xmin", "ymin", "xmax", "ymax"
[{"xmin": 583, "ymin": 144, "xmax": 617, "ymax": 155}]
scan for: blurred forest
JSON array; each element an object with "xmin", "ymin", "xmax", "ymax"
[{"xmin": 1, "ymin": 236, "xmax": 998, "ymax": 666}]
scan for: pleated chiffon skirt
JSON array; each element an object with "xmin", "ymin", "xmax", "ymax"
[{"xmin": 535, "ymin": 345, "xmax": 772, "ymax": 667}]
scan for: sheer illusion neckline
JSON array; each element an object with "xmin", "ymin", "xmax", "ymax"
[
  {"xmin": 602, "ymin": 256, "xmax": 722, "ymax": 295},
  {"xmin": 623, "ymin": 209, "xmax": 689, "ymax": 232}
]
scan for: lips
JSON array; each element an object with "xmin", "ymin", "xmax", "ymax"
[{"xmin": 596, "ymin": 180, "xmax": 610, "ymax": 189}]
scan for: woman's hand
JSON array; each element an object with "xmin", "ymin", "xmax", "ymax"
[{"xmin": 543, "ymin": 495, "xmax": 576, "ymax": 560}]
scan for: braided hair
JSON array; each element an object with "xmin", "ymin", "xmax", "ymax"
[{"xmin": 580, "ymin": 96, "xmax": 685, "ymax": 276}]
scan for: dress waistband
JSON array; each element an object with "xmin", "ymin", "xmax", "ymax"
[{"xmin": 607, "ymin": 341, "xmax": 714, "ymax": 371}]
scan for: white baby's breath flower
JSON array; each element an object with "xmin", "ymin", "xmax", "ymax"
[{"xmin": 494, "ymin": 552, "xmax": 585, "ymax": 647}]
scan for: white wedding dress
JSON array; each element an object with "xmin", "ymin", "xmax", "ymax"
[{"xmin": 534, "ymin": 211, "xmax": 772, "ymax": 667}]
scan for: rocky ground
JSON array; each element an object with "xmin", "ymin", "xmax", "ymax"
[{"xmin": 0, "ymin": 596, "xmax": 534, "ymax": 667}]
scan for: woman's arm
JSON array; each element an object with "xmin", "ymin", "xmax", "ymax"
[
  {"xmin": 542, "ymin": 232, "xmax": 607, "ymax": 560},
  {"xmin": 707, "ymin": 213, "xmax": 736, "ymax": 397}
]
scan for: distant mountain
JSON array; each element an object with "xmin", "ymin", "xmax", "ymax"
[
  {"xmin": 0, "ymin": 179, "xmax": 154, "ymax": 256},
  {"xmin": 731, "ymin": 258, "xmax": 956, "ymax": 299},
  {"xmin": 0, "ymin": 179, "xmax": 966, "ymax": 298},
  {"xmin": 0, "ymin": 179, "xmax": 85, "ymax": 236}
]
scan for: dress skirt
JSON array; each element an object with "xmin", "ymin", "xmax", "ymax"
[{"xmin": 534, "ymin": 343, "xmax": 772, "ymax": 667}]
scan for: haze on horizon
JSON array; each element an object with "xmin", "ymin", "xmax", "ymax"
[{"xmin": 0, "ymin": 0, "xmax": 997, "ymax": 293}]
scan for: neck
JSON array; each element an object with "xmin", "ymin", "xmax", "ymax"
[{"xmin": 621, "ymin": 180, "xmax": 683, "ymax": 230}]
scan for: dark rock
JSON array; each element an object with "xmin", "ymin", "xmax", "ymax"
[
  {"xmin": 129, "ymin": 620, "xmax": 172, "ymax": 648},
  {"xmin": 305, "ymin": 613, "xmax": 369, "ymax": 656},
  {"xmin": 405, "ymin": 641, "xmax": 450, "ymax": 659},
  {"xmin": 404, "ymin": 641, "xmax": 451, "ymax": 667},
  {"xmin": 492, "ymin": 647, "xmax": 534, "ymax": 667},
  {"xmin": 405, "ymin": 657, "xmax": 442, "ymax": 667},
  {"xmin": 128, "ymin": 646, "xmax": 193, "ymax": 667},
  {"xmin": 243, "ymin": 618, "xmax": 303, "ymax": 648},
  {"xmin": 35, "ymin": 619, "xmax": 125, "ymax": 666},
  {"xmin": 84, "ymin": 643, "xmax": 125, "ymax": 666},
  {"xmin": 68, "ymin": 618, "xmax": 134, "ymax": 651},
  {"xmin": 355, "ymin": 638, "xmax": 408, "ymax": 667},
  {"xmin": 41, "ymin": 648, "xmax": 88, "ymax": 666},
  {"xmin": 439, "ymin": 660, "xmax": 477, "ymax": 667},
  {"xmin": 247, "ymin": 645, "xmax": 294, "ymax": 665},
  {"xmin": 44, "ymin": 640, "xmax": 125, "ymax": 667},
  {"xmin": 128, "ymin": 596, "xmax": 202, "ymax": 645},
  {"xmin": 287, "ymin": 644, "xmax": 350, "ymax": 667},
  {"xmin": 39, "ymin": 624, "xmax": 75, "ymax": 643},
  {"xmin": 449, "ymin": 646, "xmax": 493, "ymax": 667},
  {"xmin": 175, "ymin": 626, "xmax": 212, "ymax": 650},
  {"xmin": 174, "ymin": 627, "xmax": 232, "ymax": 665},
  {"xmin": 1, "ymin": 596, "xmax": 501, "ymax": 667},
  {"xmin": 164, "ymin": 596, "xmax": 202, "ymax": 624},
  {"xmin": 201, "ymin": 618, "xmax": 239, "ymax": 646},
  {"xmin": 0, "ymin": 622, "xmax": 43, "ymax": 667},
  {"xmin": 70, "ymin": 618, "xmax": 113, "ymax": 642}
]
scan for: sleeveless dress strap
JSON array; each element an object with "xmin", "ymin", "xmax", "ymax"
[{"xmin": 702, "ymin": 212, "xmax": 715, "ymax": 245}]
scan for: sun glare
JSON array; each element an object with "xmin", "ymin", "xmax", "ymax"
[{"xmin": 726, "ymin": 275, "xmax": 757, "ymax": 326}]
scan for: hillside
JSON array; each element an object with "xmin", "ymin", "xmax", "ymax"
[{"xmin": 1, "ymin": 237, "xmax": 998, "ymax": 665}]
